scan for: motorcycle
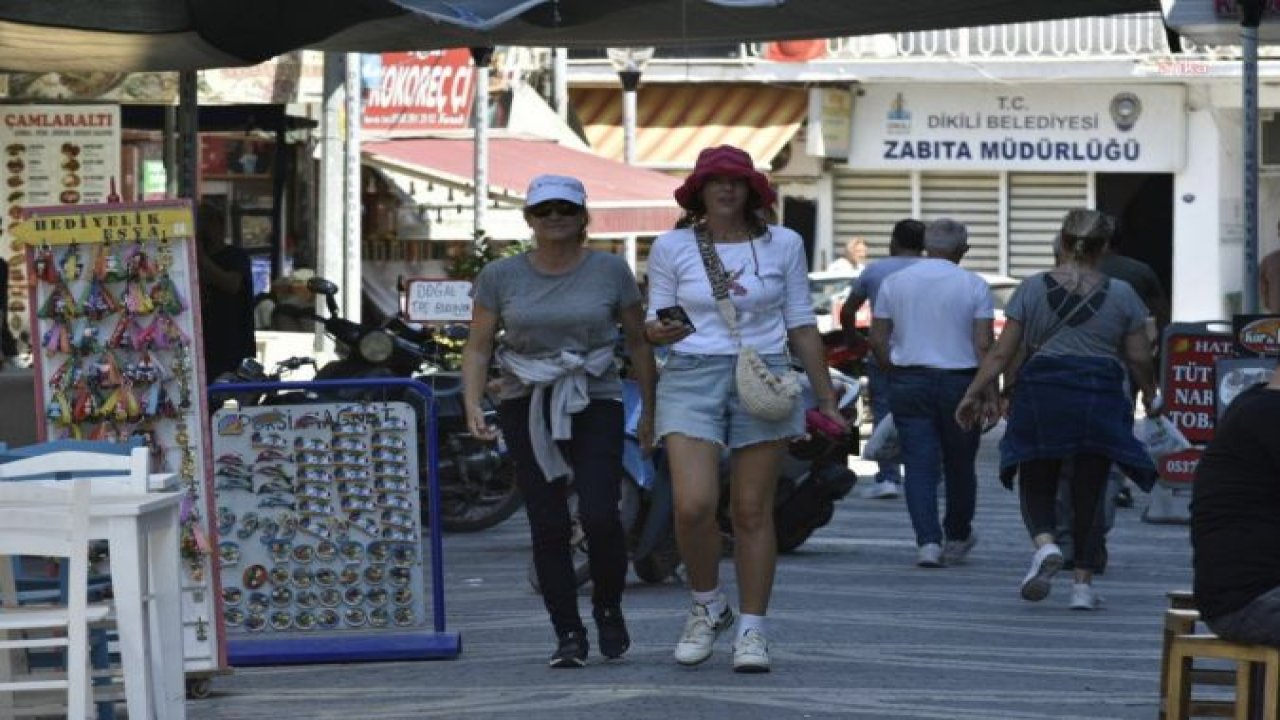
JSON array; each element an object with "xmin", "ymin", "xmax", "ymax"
[
  {"xmin": 264, "ymin": 277, "xmax": 522, "ymax": 533},
  {"xmin": 718, "ymin": 367, "xmax": 863, "ymax": 553}
]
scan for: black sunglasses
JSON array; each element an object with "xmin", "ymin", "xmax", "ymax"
[{"xmin": 527, "ymin": 201, "xmax": 583, "ymax": 218}]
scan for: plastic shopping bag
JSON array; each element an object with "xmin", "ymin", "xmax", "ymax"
[
  {"xmin": 862, "ymin": 412, "xmax": 902, "ymax": 463},
  {"xmin": 1136, "ymin": 415, "xmax": 1191, "ymax": 462}
]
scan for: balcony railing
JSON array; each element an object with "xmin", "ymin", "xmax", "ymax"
[{"xmin": 736, "ymin": 12, "xmax": 1280, "ymax": 62}]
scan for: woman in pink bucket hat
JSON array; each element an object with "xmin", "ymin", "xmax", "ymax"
[{"xmin": 645, "ymin": 145, "xmax": 845, "ymax": 672}]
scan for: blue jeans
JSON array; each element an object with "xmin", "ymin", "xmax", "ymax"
[
  {"xmin": 866, "ymin": 358, "xmax": 901, "ymax": 485},
  {"xmin": 888, "ymin": 368, "xmax": 981, "ymax": 546}
]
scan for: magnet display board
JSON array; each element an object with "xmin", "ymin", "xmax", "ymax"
[{"xmin": 210, "ymin": 401, "xmax": 433, "ymax": 663}]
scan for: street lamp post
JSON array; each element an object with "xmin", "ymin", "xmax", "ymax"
[
  {"xmin": 607, "ymin": 47, "xmax": 653, "ymax": 272},
  {"xmin": 607, "ymin": 47, "xmax": 654, "ymax": 166}
]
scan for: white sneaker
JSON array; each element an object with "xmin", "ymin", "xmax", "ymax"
[
  {"xmin": 917, "ymin": 543, "xmax": 944, "ymax": 568},
  {"xmin": 673, "ymin": 598, "xmax": 735, "ymax": 666},
  {"xmin": 1069, "ymin": 583, "xmax": 1102, "ymax": 611},
  {"xmin": 1019, "ymin": 543, "xmax": 1064, "ymax": 602},
  {"xmin": 942, "ymin": 534, "xmax": 978, "ymax": 565},
  {"xmin": 732, "ymin": 629, "xmax": 771, "ymax": 673},
  {"xmin": 862, "ymin": 480, "xmax": 900, "ymax": 499}
]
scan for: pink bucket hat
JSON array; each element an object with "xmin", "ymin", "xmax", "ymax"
[{"xmin": 673, "ymin": 145, "xmax": 776, "ymax": 211}]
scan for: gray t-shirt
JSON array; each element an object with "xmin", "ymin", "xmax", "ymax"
[
  {"xmin": 1006, "ymin": 272, "xmax": 1148, "ymax": 360},
  {"xmin": 472, "ymin": 250, "xmax": 642, "ymax": 400}
]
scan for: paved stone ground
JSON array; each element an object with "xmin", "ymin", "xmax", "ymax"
[{"xmin": 187, "ymin": 427, "xmax": 1192, "ymax": 720}]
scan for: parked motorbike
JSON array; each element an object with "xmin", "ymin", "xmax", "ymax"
[
  {"xmin": 527, "ymin": 375, "xmax": 681, "ymax": 592},
  {"xmin": 262, "ymin": 277, "xmax": 522, "ymax": 533},
  {"xmin": 718, "ymin": 367, "xmax": 862, "ymax": 553}
]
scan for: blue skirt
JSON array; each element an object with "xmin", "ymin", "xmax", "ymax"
[{"xmin": 999, "ymin": 354, "xmax": 1157, "ymax": 491}]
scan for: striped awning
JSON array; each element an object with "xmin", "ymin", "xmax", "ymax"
[{"xmin": 570, "ymin": 84, "xmax": 807, "ymax": 171}]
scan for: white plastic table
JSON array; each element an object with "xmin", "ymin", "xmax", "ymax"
[{"xmin": 0, "ymin": 488, "xmax": 186, "ymax": 720}]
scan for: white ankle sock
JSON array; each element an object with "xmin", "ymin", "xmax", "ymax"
[
  {"xmin": 736, "ymin": 613, "xmax": 765, "ymax": 639},
  {"xmin": 692, "ymin": 588, "xmax": 724, "ymax": 617}
]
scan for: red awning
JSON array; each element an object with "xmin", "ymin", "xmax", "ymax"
[{"xmin": 362, "ymin": 136, "xmax": 681, "ymax": 235}]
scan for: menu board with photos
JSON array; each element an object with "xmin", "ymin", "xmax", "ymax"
[{"xmin": 2, "ymin": 105, "xmax": 122, "ymax": 353}]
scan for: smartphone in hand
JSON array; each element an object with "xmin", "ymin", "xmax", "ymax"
[{"xmin": 656, "ymin": 305, "xmax": 695, "ymax": 333}]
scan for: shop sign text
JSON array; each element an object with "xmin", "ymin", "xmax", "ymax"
[{"xmin": 849, "ymin": 85, "xmax": 1185, "ymax": 171}]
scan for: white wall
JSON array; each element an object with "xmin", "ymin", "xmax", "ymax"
[{"xmin": 1172, "ymin": 106, "xmax": 1231, "ymax": 322}]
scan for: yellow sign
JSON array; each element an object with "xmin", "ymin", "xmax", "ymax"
[{"xmin": 11, "ymin": 201, "xmax": 193, "ymax": 247}]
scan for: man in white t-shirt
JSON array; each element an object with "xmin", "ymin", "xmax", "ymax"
[{"xmin": 869, "ymin": 218, "xmax": 995, "ymax": 569}]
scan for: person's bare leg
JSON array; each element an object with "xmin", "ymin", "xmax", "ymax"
[
  {"xmin": 666, "ymin": 434, "xmax": 724, "ymax": 592},
  {"xmin": 728, "ymin": 440, "xmax": 785, "ymax": 615}
]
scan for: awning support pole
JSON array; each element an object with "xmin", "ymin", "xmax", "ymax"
[
  {"xmin": 177, "ymin": 71, "xmax": 198, "ymax": 200},
  {"xmin": 317, "ymin": 53, "xmax": 345, "ymax": 351},
  {"xmin": 344, "ymin": 52, "xmax": 363, "ymax": 324},
  {"xmin": 471, "ymin": 47, "xmax": 494, "ymax": 243},
  {"xmin": 1242, "ymin": 0, "xmax": 1264, "ymax": 314}
]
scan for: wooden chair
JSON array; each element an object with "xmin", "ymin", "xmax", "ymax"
[
  {"xmin": 0, "ymin": 480, "xmax": 110, "ymax": 719},
  {"xmin": 1166, "ymin": 633, "xmax": 1280, "ymax": 720}
]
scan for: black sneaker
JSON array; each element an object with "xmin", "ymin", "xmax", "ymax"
[
  {"xmin": 594, "ymin": 606, "xmax": 631, "ymax": 659},
  {"xmin": 549, "ymin": 629, "xmax": 588, "ymax": 668}
]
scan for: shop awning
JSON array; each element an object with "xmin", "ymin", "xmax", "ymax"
[
  {"xmin": 570, "ymin": 84, "xmax": 808, "ymax": 170},
  {"xmin": 361, "ymin": 136, "xmax": 681, "ymax": 236}
]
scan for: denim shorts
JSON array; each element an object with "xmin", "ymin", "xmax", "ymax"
[{"xmin": 655, "ymin": 351, "xmax": 804, "ymax": 450}]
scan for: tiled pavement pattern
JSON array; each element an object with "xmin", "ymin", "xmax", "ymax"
[{"xmin": 189, "ymin": 425, "xmax": 1192, "ymax": 719}]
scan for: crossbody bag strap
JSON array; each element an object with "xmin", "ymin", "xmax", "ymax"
[
  {"xmin": 1027, "ymin": 276, "xmax": 1109, "ymax": 359},
  {"xmin": 692, "ymin": 227, "xmax": 743, "ymax": 347}
]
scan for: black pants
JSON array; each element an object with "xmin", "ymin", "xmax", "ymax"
[
  {"xmin": 498, "ymin": 396, "xmax": 627, "ymax": 635},
  {"xmin": 1018, "ymin": 453, "xmax": 1111, "ymax": 572}
]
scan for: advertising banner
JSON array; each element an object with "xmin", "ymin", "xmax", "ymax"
[
  {"xmin": 1231, "ymin": 313, "xmax": 1280, "ymax": 357},
  {"xmin": 363, "ymin": 50, "xmax": 476, "ymax": 134},
  {"xmin": 2, "ymin": 104, "xmax": 121, "ymax": 352},
  {"xmin": 1160, "ymin": 324, "xmax": 1234, "ymax": 446},
  {"xmin": 848, "ymin": 84, "xmax": 1186, "ymax": 172}
]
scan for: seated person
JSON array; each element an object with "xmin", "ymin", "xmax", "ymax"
[{"xmin": 1191, "ymin": 363, "xmax": 1280, "ymax": 646}]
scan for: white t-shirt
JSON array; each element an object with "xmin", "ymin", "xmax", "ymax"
[
  {"xmin": 873, "ymin": 258, "xmax": 994, "ymax": 369},
  {"xmin": 646, "ymin": 225, "xmax": 814, "ymax": 355}
]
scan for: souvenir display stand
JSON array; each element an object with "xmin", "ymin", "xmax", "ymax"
[
  {"xmin": 208, "ymin": 377, "xmax": 460, "ymax": 665},
  {"xmin": 15, "ymin": 200, "xmax": 228, "ymax": 696}
]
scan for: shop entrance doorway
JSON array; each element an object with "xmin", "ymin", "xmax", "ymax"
[
  {"xmin": 783, "ymin": 196, "xmax": 817, "ymax": 267},
  {"xmin": 1095, "ymin": 173, "xmax": 1173, "ymax": 298}
]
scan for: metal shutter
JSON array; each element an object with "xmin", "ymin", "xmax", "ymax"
[
  {"xmin": 831, "ymin": 169, "xmax": 912, "ymax": 259},
  {"xmin": 1007, "ymin": 172, "xmax": 1089, "ymax": 279},
  {"xmin": 919, "ymin": 172, "xmax": 1001, "ymax": 274}
]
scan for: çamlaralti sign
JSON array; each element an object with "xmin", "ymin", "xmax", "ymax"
[
  {"xmin": 848, "ymin": 84, "xmax": 1186, "ymax": 172},
  {"xmin": 363, "ymin": 50, "xmax": 476, "ymax": 133}
]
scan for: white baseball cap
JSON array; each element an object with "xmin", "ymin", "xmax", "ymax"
[{"xmin": 525, "ymin": 174, "xmax": 586, "ymax": 207}]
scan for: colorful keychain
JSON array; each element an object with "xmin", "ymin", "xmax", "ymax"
[
  {"xmin": 126, "ymin": 241, "xmax": 159, "ymax": 281},
  {"xmin": 41, "ymin": 319, "xmax": 72, "ymax": 355},
  {"xmin": 60, "ymin": 242, "xmax": 83, "ymax": 282},
  {"xmin": 34, "ymin": 243, "xmax": 58, "ymax": 284},
  {"xmin": 149, "ymin": 271, "xmax": 186, "ymax": 315},
  {"xmin": 80, "ymin": 276, "xmax": 121, "ymax": 320}
]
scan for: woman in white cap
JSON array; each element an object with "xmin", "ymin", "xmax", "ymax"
[
  {"xmin": 462, "ymin": 174, "xmax": 656, "ymax": 667},
  {"xmin": 645, "ymin": 145, "xmax": 845, "ymax": 673}
]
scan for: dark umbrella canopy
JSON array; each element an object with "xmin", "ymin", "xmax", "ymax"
[{"xmin": 0, "ymin": 0, "xmax": 1160, "ymax": 72}]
